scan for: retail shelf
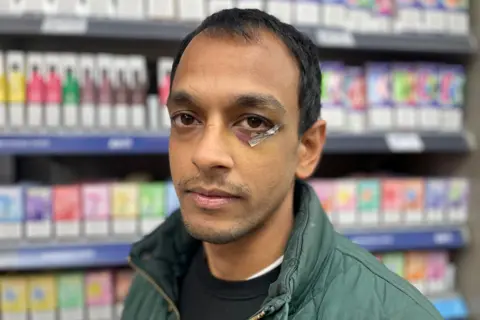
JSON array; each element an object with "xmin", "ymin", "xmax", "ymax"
[
  {"xmin": 0, "ymin": 131, "xmax": 474, "ymax": 155},
  {"xmin": 0, "ymin": 15, "xmax": 475, "ymax": 54},
  {"xmin": 431, "ymin": 294, "xmax": 469, "ymax": 320},
  {"xmin": 342, "ymin": 226, "xmax": 468, "ymax": 252},
  {"xmin": 0, "ymin": 242, "xmax": 131, "ymax": 270}
]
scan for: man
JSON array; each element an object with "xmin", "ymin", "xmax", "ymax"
[{"xmin": 122, "ymin": 8, "xmax": 443, "ymax": 320}]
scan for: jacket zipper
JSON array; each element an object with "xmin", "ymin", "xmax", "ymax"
[
  {"xmin": 128, "ymin": 257, "xmax": 181, "ymax": 320},
  {"xmin": 249, "ymin": 310, "xmax": 267, "ymax": 320}
]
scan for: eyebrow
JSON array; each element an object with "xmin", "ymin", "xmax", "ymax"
[{"xmin": 167, "ymin": 90, "xmax": 286, "ymax": 112}]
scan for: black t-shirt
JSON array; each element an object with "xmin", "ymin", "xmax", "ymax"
[{"xmin": 178, "ymin": 247, "xmax": 281, "ymax": 320}]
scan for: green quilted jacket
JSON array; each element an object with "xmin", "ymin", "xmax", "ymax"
[{"xmin": 122, "ymin": 180, "xmax": 443, "ymax": 320}]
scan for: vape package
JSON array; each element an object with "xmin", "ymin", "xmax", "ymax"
[
  {"xmin": 26, "ymin": 53, "xmax": 45, "ymax": 128},
  {"xmin": 28, "ymin": 275, "xmax": 56, "ymax": 320},
  {"xmin": 88, "ymin": 0, "xmax": 110, "ymax": 17},
  {"xmin": 344, "ymin": 66, "xmax": 366, "ymax": 133},
  {"xmin": 401, "ymin": 179, "xmax": 424, "ymax": 224},
  {"xmin": 366, "ymin": 63, "xmax": 393, "ymax": 130},
  {"xmin": 166, "ymin": 181, "xmax": 180, "ymax": 217},
  {"xmin": 129, "ymin": 55, "xmax": 148, "ymax": 130},
  {"xmin": 405, "ymin": 252, "xmax": 427, "ymax": 294},
  {"xmin": 53, "ymin": 185, "xmax": 81, "ymax": 238},
  {"xmin": 139, "ymin": 182, "xmax": 166, "ymax": 235},
  {"xmin": 425, "ymin": 179, "xmax": 447, "ymax": 224},
  {"xmin": 178, "ymin": 0, "xmax": 206, "ymax": 21},
  {"xmin": 117, "ymin": 0, "xmax": 145, "ymax": 19},
  {"xmin": 25, "ymin": 186, "xmax": 52, "ymax": 239},
  {"xmin": 106, "ymin": 0, "xmax": 118, "ymax": 18},
  {"xmin": 357, "ymin": 179, "xmax": 380, "ymax": 226},
  {"xmin": 86, "ymin": 272, "xmax": 114, "ymax": 320},
  {"xmin": 322, "ymin": 0, "xmax": 346, "ymax": 29},
  {"xmin": 392, "ymin": 63, "xmax": 417, "ymax": 130},
  {"xmin": 0, "ymin": 277, "xmax": 28, "ymax": 320},
  {"xmin": 371, "ymin": 0, "xmax": 394, "ymax": 33},
  {"xmin": 115, "ymin": 271, "xmax": 133, "ymax": 318},
  {"xmin": 147, "ymin": 94, "xmax": 159, "ymax": 131},
  {"xmin": 345, "ymin": 0, "xmax": 372, "ymax": 32},
  {"xmin": 42, "ymin": 0, "xmax": 59, "ymax": 14},
  {"xmin": 0, "ymin": 186, "xmax": 24, "ymax": 240},
  {"xmin": 426, "ymin": 252, "xmax": 448, "ymax": 294},
  {"xmin": 310, "ymin": 180, "xmax": 335, "ymax": 224},
  {"xmin": 382, "ymin": 179, "xmax": 403, "ymax": 225},
  {"xmin": 294, "ymin": 0, "xmax": 321, "ymax": 26},
  {"xmin": 148, "ymin": 0, "xmax": 175, "ymax": 19},
  {"xmin": 44, "ymin": 53, "xmax": 62, "ymax": 129},
  {"xmin": 266, "ymin": 0, "xmax": 292, "ymax": 23},
  {"xmin": 419, "ymin": 0, "xmax": 446, "ymax": 33},
  {"xmin": 57, "ymin": 273, "xmax": 85, "ymax": 320},
  {"xmin": 382, "ymin": 253, "xmax": 405, "ymax": 278},
  {"xmin": 113, "ymin": 56, "xmax": 131, "ymax": 129},
  {"xmin": 320, "ymin": 62, "xmax": 346, "ymax": 132},
  {"xmin": 9, "ymin": 0, "xmax": 26, "ymax": 14},
  {"xmin": 97, "ymin": 54, "xmax": 114, "ymax": 130},
  {"xmin": 394, "ymin": 0, "xmax": 421, "ymax": 33},
  {"xmin": 82, "ymin": 184, "xmax": 110, "ymax": 237},
  {"xmin": 447, "ymin": 178, "xmax": 469, "ymax": 223},
  {"xmin": 61, "ymin": 54, "xmax": 80, "ymax": 128},
  {"xmin": 438, "ymin": 65, "xmax": 465, "ymax": 132},
  {"xmin": 25, "ymin": 0, "xmax": 42, "ymax": 13},
  {"xmin": 0, "ymin": 52, "xmax": 7, "ymax": 129},
  {"xmin": 208, "ymin": 0, "xmax": 234, "ymax": 15},
  {"xmin": 417, "ymin": 63, "xmax": 440, "ymax": 130},
  {"xmin": 236, "ymin": 0, "xmax": 265, "ymax": 10},
  {"xmin": 334, "ymin": 179, "xmax": 356, "ymax": 226},
  {"xmin": 111, "ymin": 183, "xmax": 139, "ymax": 236},
  {"xmin": 445, "ymin": 0, "xmax": 469, "ymax": 35},
  {"xmin": 72, "ymin": 0, "xmax": 89, "ymax": 16},
  {"xmin": 6, "ymin": 51, "xmax": 26, "ymax": 129},
  {"xmin": 157, "ymin": 57, "xmax": 174, "ymax": 129},
  {"xmin": 79, "ymin": 54, "xmax": 98, "ymax": 129}
]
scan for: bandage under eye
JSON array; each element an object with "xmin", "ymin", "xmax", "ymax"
[{"xmin": 248, "ymin": 124, "xmax": 283, "ymax": 147}]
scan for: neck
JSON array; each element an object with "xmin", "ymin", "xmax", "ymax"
[{"xmin": 203, "ymin": 188, "xmax": 295, "ymax": 281}]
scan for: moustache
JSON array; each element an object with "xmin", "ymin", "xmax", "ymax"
[{"xmin": 176, "ymin": 175, "xmax": 251, "ymax": 198}]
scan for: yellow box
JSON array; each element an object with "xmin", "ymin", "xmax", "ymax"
[
  {"xmin": 111, "ymin": 183, "xmax": 139, "ymax": 218},
  {"xmin": 28, "ymin": 275, "xmax": 57, "ymax": 311},
  {"xmin": 1, "ymin": 276, "xmax": 28, "ymax": 313}
]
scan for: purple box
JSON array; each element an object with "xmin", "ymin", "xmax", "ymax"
[{"xmin": 366, "ymin": 63, "xmax": 392, "ymax": 108}]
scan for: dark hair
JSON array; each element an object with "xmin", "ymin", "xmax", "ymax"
[{"xmin": 170, "ymin": 8, "xmax": 321, "ymax": 135}]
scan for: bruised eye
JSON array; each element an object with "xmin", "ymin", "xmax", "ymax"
[
  {"xmin": 171, "ymin": 113, "xmax": 201, "ymax": 127},
  {"xmin": 236, "ymin": 116, "xmax": 272, "ymax": 131}
]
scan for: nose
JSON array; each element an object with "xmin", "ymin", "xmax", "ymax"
[{"xmin": 192, "ymin": 125, "xmax": 234, "ymax": 173}]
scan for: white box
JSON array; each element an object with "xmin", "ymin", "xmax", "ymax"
[
  {"xmin": 266, "ymin": 0, "xmax": 292, "ymax": 23},
  {"xmin": 88, "ymin": 0, "xmax": 110, "ymax": 17},
  {"xmin": 345, "ymin": 1, "xmax": 370, "ymax": 32},
  {"xmin": 419, "ymin": 0, "xmax": 447, "ymax": 34},
  {"xmin": 236, "ymin": 0, "xmax": 264, "ymax": 10},
  {"xmin": 97, "ymin": 54, "xmax": 114, "ymax": 129},
  {"xmin": 6, "ymin": 51, "xmax": 26, "ymax": 129},
  {"xmin": 129, "ymin": 55, "xmax": 147, "ymax": 130},
  {"xmin": 208, "ymin": 0, "xmax": 234, "ymax": 14},
  {"xmin": 148, "ymin": 0, "xmax": 175, "ymax": 19},
  {"xmin": 113, "ymin": 56, "xmax": 130, "ymax": 129},
  {"xmin": 9, "ymin": 0, "xmax": 26, "ymax": 14},
  {"xmin": 79, "ymin": 54, "xmax": 97, "ymax": 129},
  {"xmin": 61, "ymin": 53, "xmax": 80, "ymax": 128},
  {"xmin": 117, "ymin": 0, "xmax": 145, "ymax": 19},
  {"xmin": 56, "ymin": 0, "xmax": 76, "ymax": 15},
  {"xmin": 0, "ymin": 1, "xmax": 9, "ymax": 14},
  {"xmin": 446, "ymin": 1, "xmax": 469, "ymax": 35},
  {"xmin": 322, "ymin": 0, "xmax": 346, "ymax": 29},
  {"xmin": 44, "ymin": 53, "xmax": 62, "ymax": 129},
  {"xmin": 26, "ymin": 53, "xmax": 45, "ymax": 129},
  {"xmin": 394, "ymin": 0, "xmax": 421, "ymax": 33},
  {"xmin": 179, "ymin": 0, "xmax": 206, "ymax": 21},
  {"xmin": 25, "ymin": 0, "xmax": 42, "ymax": 13},
  {"xmin": 294, "ymin": 0, "xmax": 320, "ymax": 26},
  {"xmin": 42, "ymin": 0, "xmax": 59, "ymax": 14}
]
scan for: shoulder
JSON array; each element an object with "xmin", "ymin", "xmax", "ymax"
[{"xmin": 300, "ymin": 234, "xmax": 443, "ymax": 320}]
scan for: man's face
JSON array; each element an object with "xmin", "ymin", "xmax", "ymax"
[{"xmin": 168, "ymin": 31, "xmax": 324, "ymax": 244}]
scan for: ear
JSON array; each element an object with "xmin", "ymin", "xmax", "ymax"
[{"xmin": 296, "ymin": 119, "xmax": 326, "ymax": 179}]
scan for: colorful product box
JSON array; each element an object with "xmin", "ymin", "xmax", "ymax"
[
  {"xmin": 426, "ymin": 252, "xmax": 448, "ymax": 294},
  {"xmin": 129, "ymin": 55, "xmax": 148, "ymax": 130},
  {"xmin": 405, "ymin": 252, "xmax": 427, "ymax": 294},
  {"xmin": 444, "ymin": 0, "xmax": 469, "ymax": 35},
  {"xmin": 62, "ymin": 53, "xmax": 80, "ymax": 128},
  {"xmin": 372, "ymin": 0, "xmax": 395, "ymax": 33},
  {"xmin": 419, "ymin": 0, "xmax": 447, "ymax": 33},
  {"xmin": 321, "ymin": 62, "xmax": 346, "ymax": 131},
  {"xmin": 401, "ymin": 179, "xmax": 424, "ymax": 224},
  {"xmin": 381, "ymin": 179, "xmax": 403, "ymax": 225},
  {"xmin": 357, "ymin": 179, "xmax": 380, "ymax": 226},
  {"xmin": 139, "ymin": 182, "xmax": 166, "ymax": 236},
  {"xmin": 97, "ymin": 54, "xmax": 114, "ymax": 129},
  {"xmin": 79, "ymin": 54, "xmax": 98, "ymax": 129},
  {"xmin": 82, "ymin": 184, "xmax": 110, "ymax": 237},
  {"xmin": 0, "ymin": 186, "xmax": 24, "ymax": 240},
  {"xmin": 344, "ymin": 66, "xmax": 366, "ymax": 133},
  {"xmin": 394, "ymin": 0, "xmax": 422, "ymax": 33},
  {"xmin": 28, "ymin": 275, "xmax": 56, "ymax": 320},
  {"xmin": 57, "ymin": 273, "xmax": 85, "ymax": 320},
  {"xmin": 44, "ymin": 53, "xmax": 62, "ymax": 129},
  {"xmin": 113, "ymin": 56, "xmax": 131, "ymax": 129},
  {"xmin": 392, "ymin": 63, "xmax": 418, "ymax": 130},
  {"xmin": 86, "ymin": 271, "xmax": 114, "ymax": 320},
  {"xmin": 26, "ymin": 52, "xmax": 45, "ymax": 128},
  {"xmin": 111, "ymin": 183, "xmax": 139, "ymax": 235},
  {"xmin": 115, "ymin": 270, "xmax": 133, "ymax": 318},
  {"xmin": 447, "ymin": 178, "xmax": 469, "ymax": 223},
  {"xmin": 425, "ymin": 179, "xmax": 447, "ymax": 224},
  {"xmin": 417, "ymin": 63, "xmax": 440, "ymax": 130},
  {"xmin": 310, "ymin": 180, "xmax": 335, "ymax": 224},
  {"xmin": 6, "ymin": 51, "xmax": 26, "ymax": 129},
  {"xmin": 1, "ymin": 277, "xmax": 28, "ymax": 320},
  {"xmin": 266, "ymin": 0, "xmax": 292, "ymax": 23},
  {"xmin": 157, "ymin": 57, "xmax": 173, "ymax": 129},
  {"xmin": 0, "ymin": 52, "xmax": 6, "ymax": 129},
  {"xmin": 382, "ymin": 252, "xmax": 405, "ymax": 278},
  {"xmin": 366, "ymin": 63, "xmax": 393, "ymax": 130},
  {"xmin": 25, "ymin": 186, "xmax": 52, "ymax": 239},
  {"xmin": 334, "ymin": 179, "xmax": 356, "ymax": 226},
  {"xmin": 53, "ymin": 185, "xmax": 81, "ymax": 238},
  {"xmin": 438, "ymin": 65, "xmax": 465, "ymax": 132},
  {"xmin": 294, "ymin": 0, "xmax": 321, "ymax": 26},
  {"xmin": 166, "ymin": 181, "xmax": 180, "ymax": 217},
  {"xmin": 345, "ymin": 0, "xmax": 373, "ymax": 32},
  {"xmin": 322, "ymin": 0, "xmax": 347, "ymax": 29}
]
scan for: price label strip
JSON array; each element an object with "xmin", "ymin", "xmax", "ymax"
[
  {"xmin": 385, "ymin": 133, "xmax": 425, "ymax": 153},
  {"xmin": 41, "ymin": 17, "xmax": 88, "ymax": 35},
  {"xmin": 316, "ymin": 29, "xmax": 356, "ymax": 48}
]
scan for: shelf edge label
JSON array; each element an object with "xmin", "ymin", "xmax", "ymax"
[
  {"xmin": 385, "ymin": 133, "xmax": 425, "ymax": 153},
  {"xmin": 316, "ymin": 29, "xmax": 356, "ymax": 47},
  {"xmin": 41, "ymin": 17, "xmax": 88, "ymax": 35}
]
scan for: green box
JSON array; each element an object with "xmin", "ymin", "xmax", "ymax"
[
  {"xmin": 57, "ymin": 273, "xmax": 84, "ymax": 309},
  {"xmin": 139, "ymin": 183, "xmax": 166, "ymax": 218}
]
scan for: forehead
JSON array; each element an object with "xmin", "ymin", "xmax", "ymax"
[{"xmin": 172, "ymin": 30, "xmax": 300, "ymax": 112}]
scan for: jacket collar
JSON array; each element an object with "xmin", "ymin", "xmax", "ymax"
[{"xmin": 129, "ymin": 180, "xmax": 335, "ymax": 311}]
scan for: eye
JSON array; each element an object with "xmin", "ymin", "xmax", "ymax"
[
  {"xmin": 170, "ymin": 113, "xmax": 201, "ymax": 127},
  {"xmin": 237, "ymin": 115, "xmax": 272, "ymax": 131}
]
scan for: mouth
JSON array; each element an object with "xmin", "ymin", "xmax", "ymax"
[{"xmin": 186, "ymin": 187, "xmax": 241, "ymax": 210}]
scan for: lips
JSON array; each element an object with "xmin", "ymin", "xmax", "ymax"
[{"xmin": 186, "ymin": 187, "xmax": 241, "ymax": 210}]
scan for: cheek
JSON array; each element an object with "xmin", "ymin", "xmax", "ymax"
[{"xmin": 168, "ymin": 140, "xmax": 192, "ymax": 180}]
